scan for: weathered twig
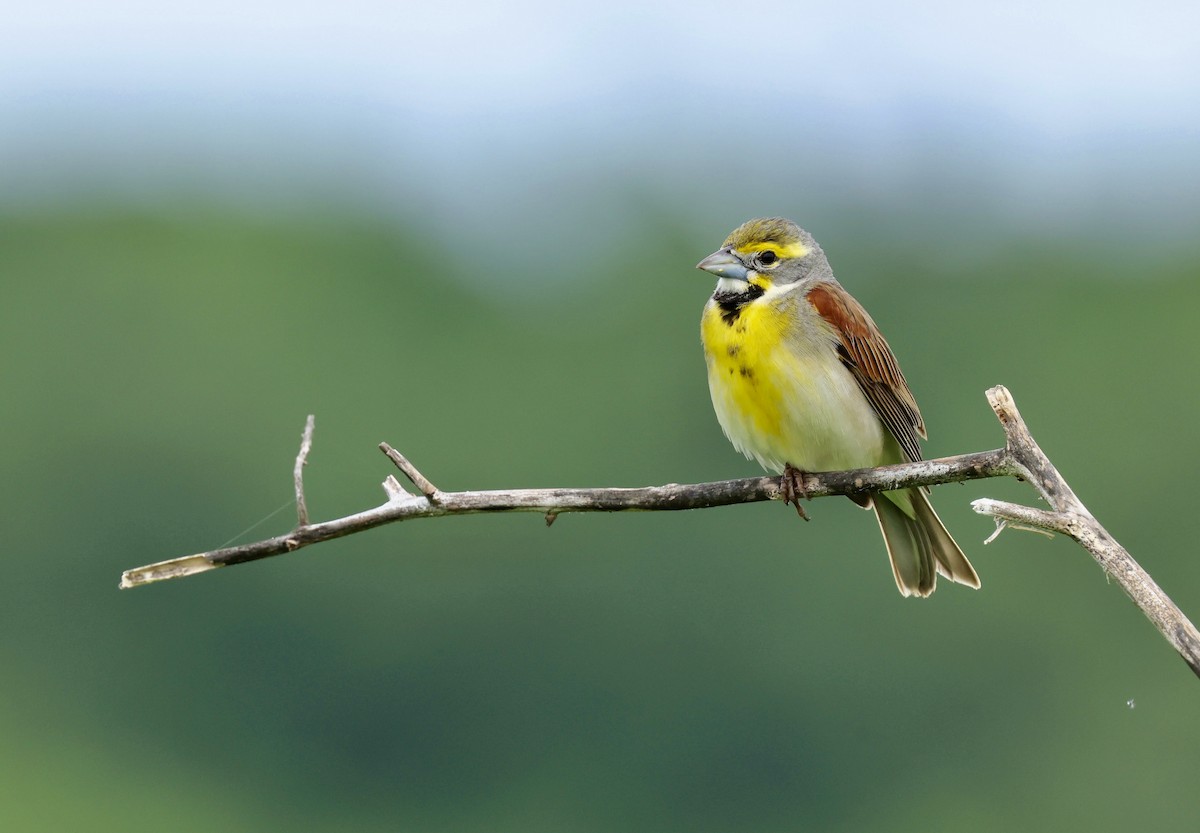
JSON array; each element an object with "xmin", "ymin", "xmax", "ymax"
[
  {"xmin": 380, "ymin": 444, "xmax": 439, "ymax": 499},
  {"xmin": 972, "ymin": 387, "xmax": 1200, "ymax": 677},
  {"xmin": 293, "ymin": 415, "xmax": 316, "ymax": 528},
  {"xmin": 120, "ymin": 447, "xmax": 1009, "ymax": 586},
  {"xmin": 119, "ymin": 387, "xmax": 1200, "ymax": 680}
]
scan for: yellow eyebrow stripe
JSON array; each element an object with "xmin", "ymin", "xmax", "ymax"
[{"xmin": 734, "ymin": 241, "xmax": 809, "ymax": 259}]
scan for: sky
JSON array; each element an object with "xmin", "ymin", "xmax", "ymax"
[
  {"xmin": 6, "ymin": 1, "xmax": 1199, "ymax": 123},
  {"xmin": 2, "ymin": 0, "xmax": 1198, "ymax": 241}
]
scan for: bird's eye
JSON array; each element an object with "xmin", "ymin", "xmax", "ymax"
[{"xmin": 758, "ymin": 250, "xmax": 778, "ymax": 266}]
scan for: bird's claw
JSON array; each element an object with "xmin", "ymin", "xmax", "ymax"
[{"xmin": 780, "ymin": 464, "xmax": 810, "ymax": 521}]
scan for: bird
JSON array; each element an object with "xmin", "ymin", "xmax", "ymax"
[{"xmin": 696, "ymin": 217, "xmax": 980, "ymax": 597}]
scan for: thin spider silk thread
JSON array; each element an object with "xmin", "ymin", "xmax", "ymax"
[{"xmin": 217, "ymin": 498, "xmax": 297, "ymax": 548}]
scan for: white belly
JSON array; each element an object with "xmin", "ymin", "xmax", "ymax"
[{"xmin": 707, "ymin": 340, "xmax": 887, "ymax": 475}]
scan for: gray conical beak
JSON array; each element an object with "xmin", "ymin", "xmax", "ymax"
[{"xmin": 696, "ymin": 248, "xmax": 748, "ymax": 281}]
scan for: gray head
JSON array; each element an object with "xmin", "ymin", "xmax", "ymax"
[{"xmin": 696, "ymin": 217, "xmax": 834, "ymax": 289}]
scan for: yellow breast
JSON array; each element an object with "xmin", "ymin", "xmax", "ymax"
[
  {"xmin": 701, "ymin": 298, "xmax": 791, "ymax": 438},
  {"xmin": 701, "ymin": 293, "xmax": 886, "ymax": 474}
]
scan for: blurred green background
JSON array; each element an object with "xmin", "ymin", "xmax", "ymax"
[{"xmin": 5, "ymin": 3, "xmax": 1200, "ymax": 831}]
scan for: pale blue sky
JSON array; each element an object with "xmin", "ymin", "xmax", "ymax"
[
  {"xmin": 3, "ymin": 0, "xmax": 1198, "ymax": 243},
  {"xmin": 5, "ymin": 1, "xmax": 1197, "ymax": 123}
]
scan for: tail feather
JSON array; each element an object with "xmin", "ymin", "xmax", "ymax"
[
  {"xmin": 872, "ymin": 488, "xmax": 980, "ymax": 597},
  {"xmin": 911, "ymin": 488, "xmax": 981, "ymax": 589}
]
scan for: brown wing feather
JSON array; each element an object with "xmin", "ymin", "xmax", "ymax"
[{"xmin": 807, "ymin": 282, "xmax": 926, "ymax": 463}]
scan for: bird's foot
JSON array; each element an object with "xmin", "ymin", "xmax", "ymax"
[{"xmin": 780, "ymin": 464, "xmax": 810, "ymax": 521}]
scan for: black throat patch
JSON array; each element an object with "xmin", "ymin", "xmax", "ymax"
[{"xmin": 712, "ymin": 284, "xmax": 765, "ymax": 324}]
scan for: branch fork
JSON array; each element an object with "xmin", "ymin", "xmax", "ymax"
[{"xmin": 380, "ymin": 444, "xmax": 440, "ymax": 500}]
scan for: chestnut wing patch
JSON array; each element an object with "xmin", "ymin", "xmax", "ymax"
[{"xmin": 807, "ymin": 283, "xmax": 926, "ymax": 463}]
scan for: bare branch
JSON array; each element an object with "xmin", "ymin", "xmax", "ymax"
[
  {"xmin": 380, "ymin": 443, "xmax": 439, "ymax": 499},
  {"xmin": 381, "ymin": 475, "xmax": 409, "ymax": 501},
  {"xmin": 977, "ymin": 386, "xmax": 1200, "ymax": 678},
  {"xmin": 971, "ymin": 498, "xmax": 1063, "ymax": 533},
  {"xmin": 119, "ymin": 386, "xmax": 1200, "ymax": 681},
  {"xmin": 119, "ymin": 447, "xmax": 1009, "ymax": 588},
  {"xmin": 293, "ymin": 415, "xmax": 316, "ymax": 528}
]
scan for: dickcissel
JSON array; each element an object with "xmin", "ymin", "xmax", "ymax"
[{"xmin": 697, "ymin": 218, "xmax": 980, "ymax": 597}]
